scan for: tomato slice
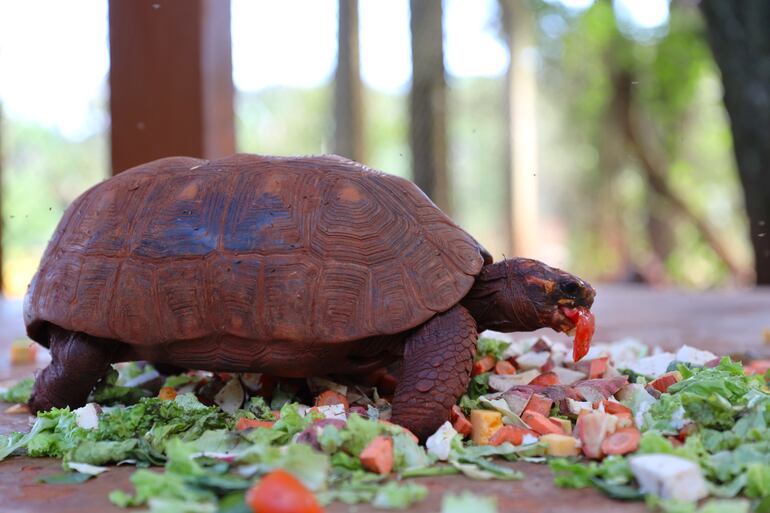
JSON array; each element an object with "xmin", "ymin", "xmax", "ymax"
[
  {"xmin": 572, "ymin": 307, "xmax": 595, "ymax": 362},
  {"xmin": 246, "ymin": 469, "xmax": 324, "ymax": 513}
]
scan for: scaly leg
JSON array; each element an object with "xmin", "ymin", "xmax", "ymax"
[
  {"xmin": 28, "ymin": 326, "xmax": 116, "ymax": 414},
  {"xmin": 390, "ymin": 305, "xmax": 478, "ymax": 441}
]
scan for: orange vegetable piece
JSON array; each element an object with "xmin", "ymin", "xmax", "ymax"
[
  {"xmin": 450, "ymin": 405, "xmax": 473, "ymax": 437},
  {"xmin": 601, "ymin": 400, "xmax": 632, "ymax": 415},
  {"xmin": 529, "ymin": 371, "xmax": 560, "ymax": 387},
  {"xmin": 649, "ymin": 371, "xmax": 682, "ymax": 393},
  {"xmin": 494, "ymin": 360, "xmax": 516, "ymax": 375},
  {"xmin": 246, "ymin": 469, "xmax": 323, "ymax": 513},
  {"xmin": 488, "ymin": 425, "xmax": 538, "ymax": 446},
  {"xmin": 359, "ymin": 435, "xmax": 394, "ymax": 475},
  {"xmin": 600, "ymin": 427, "xmax": 641, "ymax": 455},
  {"xmin": 157, "ymin": 386, "xmax": 177, "ymax": 401},
  {"xmin": 521, "ymin": 410, "xmax": 563, "ymax": 435},
  {"xmin": 472, "ymin": 354, "xmax": 497, "ymax": 376},
  {"xmin": 236, "ymin": 418, "xmax": 275, "ymax": 430},
  {"xmin": 314, "ymin": 390, "xmax": 349, "ymax": 410},
  {"xmin": 588, "ymin": 357, "xmax": 608, "ymax": 379},
  {"xmin": 576, "ymin": 411, "xmax": 614, "ymax": 459},
  {"xmin": 523, "ymin": 394, "xmax": 553, "ymax": 417}
]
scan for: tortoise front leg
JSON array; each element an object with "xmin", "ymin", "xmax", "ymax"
[
  {"xmin": 28, "ymin": 326, "xmax": 116, "ymax": 414},
  {"xmin": 390, "ymin": 305, "xmax": 478, "ymax": 441}
]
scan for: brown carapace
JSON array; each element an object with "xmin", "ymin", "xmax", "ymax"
[{"xmin": 24, "ymin": 154, "xmax": 595, "ymax": 440}]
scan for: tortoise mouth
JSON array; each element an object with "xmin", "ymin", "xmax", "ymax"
[{"xmin": 550, "ymin": 305, "xmax": 578, "ymax": 335}]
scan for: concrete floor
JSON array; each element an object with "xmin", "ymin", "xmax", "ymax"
[{"xmin": 0, "ymin": 284, "xmax": 769, "ymax": 512}]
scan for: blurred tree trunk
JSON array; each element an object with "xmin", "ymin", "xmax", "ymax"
[
  {"xmin": 499, "ymin": 0, "xmax": 538, "ymax": 257},
  {"xmin": 700, "ymin": 0, "xmax": 770, "ymax": 284},
  {"xmin": 409, "ymin": 0, "xmax": 450, "ymax": 213},
  {"xmin": 334, "ymin": 0, "xmax": 363, "ymax": 161}
]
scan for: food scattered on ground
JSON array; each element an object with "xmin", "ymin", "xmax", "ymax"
[{"xmin": 2, "ymin": 334, "xmax": 770, "ymax": 512}]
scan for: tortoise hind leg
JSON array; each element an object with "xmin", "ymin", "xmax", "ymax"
[
  {"xmin": 28, "ymin": 326, "xmax": 117, "ymax": 414},
  {"xmin": 390, "ymin": 305, "xmax": 478, "ymax": 441}
]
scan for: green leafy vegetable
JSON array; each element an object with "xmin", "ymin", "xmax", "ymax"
[{"xmin": 0, "ymin": 377, "xmax": 33, "ymax": 403}]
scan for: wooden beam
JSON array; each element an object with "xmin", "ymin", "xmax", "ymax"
[{"xmin": 108, "ymin": 0, "xmax": 235, "ymax": 175}]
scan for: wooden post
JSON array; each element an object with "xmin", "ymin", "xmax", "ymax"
[
  {"xmin": 334, "ymin": 0, "xmax": 364, "ymax": 162},
  {"xmin": 108, "ymin": 0, "xmax": 235, "ymax": 175}
]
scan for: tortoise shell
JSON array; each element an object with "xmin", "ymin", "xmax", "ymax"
[{"xmin": 24, "ymin": 154, "xmax": 491, "ymax": 347}]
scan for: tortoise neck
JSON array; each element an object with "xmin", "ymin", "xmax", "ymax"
[
  {"xmin": 461, "ymin": 260, "xmax": 540, "ymax": 333},
  {"xmin": 461, "ymin": 262, "xmax": 510, "ymax": 332}
]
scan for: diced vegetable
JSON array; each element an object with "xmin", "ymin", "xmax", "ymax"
[
  {"xmin": 648, "ymin": 371, "xmax": 682, "ymax": 393},
  {"xmin": 246, "ymin": 469, "xmax": 324, "ymax": 513},
  {"xmin": 599, "ymin": 399, "xmax": 632, "ymax": 416},
  {"xmin": 157, "ymin": 386, "xmax": 177, "ymax": 401},
  {"xmin": 378, "ymin": 420, "xmax": 419, "ymax": 443},
  {"xmin": 10, "ymin": 340, "xmax": 37, "ymax": 366},
  {"xmin": 314, "ymin": 390, "xmax": 349, "ymax": 410},
  {"xmin": 540, "ymin": 434, "xmax": 580, "ymax": 457},
  {"xmin": 74, "ymin": 403, "xmax": 100, "ymax": 430},
  {"xmin": 470, "ymin": 410, "xmax": 503, "ymax": 445},
  {"xmin": 600, "ymin": 427, "xmax": 640, "ymax": 455},
  {"xmin": 521, "ymin": 411, "xmax": 562, "ymax": 436},
  {"xmin": 360, "ymin": 435, "xmax": 394, "ymax": 475},
  {"xmin": 235, "ymin": 418, "xmax": 275, "ymax": 430},
  {"xmin": 588, "ymin": 357, "xmax": 608, "ymax": 379},
  {"xmin": 472, "ymin": 355, "xmax": 497, "ymax": 377},
  {"xmin": 549, "ymin": 417, "xmax": 572, "ymax": 435},
  {"xmin": 523, "ymin": 394, "xmax": 553, "ymax": 417},
  {"xmin": 551, "ymin": 366, "xmax": 587, "ymax": 385},
  {"xmin": 451, "ymin": 405, "xmax": 473, "ymax": 437},
  {"xmin": 529, "ymin": 372, "xmax": 560, "ymax": 387},
  {"xmin": 575, "ymin": 411, "xmax": 616, "ymax": 459},
  {"xmin": 488, "ymin": 425, "xmax": 538, "ymax": 446},
  {"xmin": 494, "ymin": 360, "xmax": 516, "ymax": 375}
]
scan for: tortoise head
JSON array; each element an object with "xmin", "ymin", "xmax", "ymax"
[
  {"xmin": 507, "ymin": 258, "xmax": 595, "ymax": 333},
  {"xmin": 463, "ymin": 257, "xmax": 595, "ymax": 333}
]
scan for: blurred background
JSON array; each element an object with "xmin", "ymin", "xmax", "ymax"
[{"xmin": 0, "ymin": 0, "xmax": 768, "ymax": 299}]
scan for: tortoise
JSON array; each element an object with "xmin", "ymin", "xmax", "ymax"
[{"xmin": 24, "ymin": 154, "xmax": 595, "ymax": 440}]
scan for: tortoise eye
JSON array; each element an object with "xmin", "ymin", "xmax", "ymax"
[{"xmin": 560, "ymin": 280, "xmax": 580, "ymax": 297}]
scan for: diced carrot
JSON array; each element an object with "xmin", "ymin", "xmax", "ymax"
[
  {"xmin": 158, "ymin": 386, "xmax": 177, "ymax": 401},
  {"xmin": 523, "ymin": 394, "xmax": 553, "ymax": 417},
  {"xmin": 529, "ymin": 371, "xmax": 560, "ymax": 387},
  {"xmin": 315, "ymin": 390, "xmax": 350, "ymax": 410},
  {"xmin": 649, "ymin": 371, "xmax": 682, "ymax": 393},
  {"xmin": 376, "ymin": 373, "xmax": 399, "ymax": 395},
  {"xmin": 246, "ymin": 469, "xmax": 323, "ymax": 513},
  {"xmin": 488, "ymin": 425, "xmax": 538, "ymax": 446},
  {"xmin": 235, "ymin": 417, "xmax": 275, "ymax": 430},
  {"xmin": 747, "ymin": 360, "xmax": 770, "ymax": 376},
  {"xmin": 494, "ymin": 360, "xmax": 516, "ymax": 375},
  {"xmin": 360, "ymin": 435, "xmax": 394, "ymax": 475},
  {"xmin": 601, "ymin": 400, "xmax": 632, "ymax": 415},
  {"xmin": 377, "ymin": 420, "xmax": 419, "ymax": 443},
  {"xmin": 549, "ymin": 416, "xmax": 572, "ymax": 435},
  {"xmin": 472, "ymin": 355, "xmax": 497, "ymax": 376},
  {"xmin": 521, "ymin": 410, "xmax": 563, "ymax": 436},
  {"xmin": 588, "ymin": 357, "xmax": 608, "ymax": 379},
  {"xmin": 451, "ymin": 405, "xmax": 473, "ymax": 437},
  {"xmin": 600, "ymin": 427, "xmax": 640, "ymax": 455},
  {"xmin": 470, "ymin": 410, "xmax": 503, "ymax": 445}
]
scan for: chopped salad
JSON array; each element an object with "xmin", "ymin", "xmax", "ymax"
[{"xmin": 1, "ymin": 335, "xmax": 769, "ymax": 513}]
